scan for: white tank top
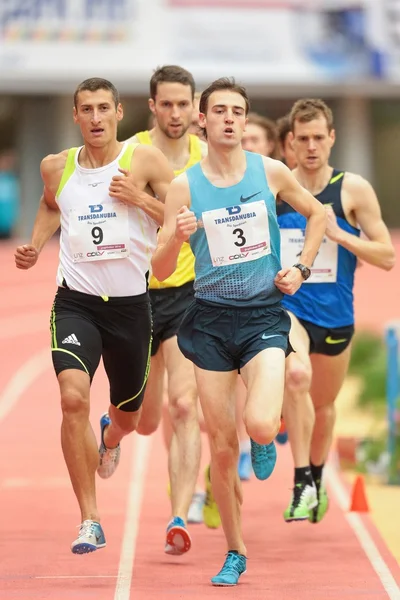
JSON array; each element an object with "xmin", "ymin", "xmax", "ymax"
[{"xmin": 55, "ymin": 143, "xmax": 158, "ymax": 297}]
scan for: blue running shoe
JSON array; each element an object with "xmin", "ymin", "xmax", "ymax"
[
  {"xmin": 276, "ymin": 419, "xmax": 288, "ymax": 445},
  {"xmin": 250, "ymin": 439, "xmax": 277, "ymax": 480},
  {"xmin": 165, "ymin": 517, "xmax": 191, "ymax": 556},
  {"xmin": 276, "ymin": 430, "xmax": 288, "ymax": 445},
  {"xmin": 97, "ymin": 413, "xmax": 121, "ymax": 479},
  {"xmin": 238, "ymin": 451, "xmax": 252, "ymax": 481},
  {"xmin": 211, "ymin": 551, "xmax": 247, "ymax": 586},
  {"xmin": 71, "ymin": 520, "xmax": 106, "ymax": 554}
]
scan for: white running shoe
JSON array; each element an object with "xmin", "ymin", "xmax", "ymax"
[
  {"xmin": 187, "ymin": 491, "xmax": 206, "ymax": 524},
  {"xmin": 71, "ymin": 519, "xmax": 106, "ymax": 554}
]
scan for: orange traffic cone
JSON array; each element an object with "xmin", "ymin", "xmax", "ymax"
[{"xmin": 349, "ymin": 475, "xmax": 369, "ymax": 512}]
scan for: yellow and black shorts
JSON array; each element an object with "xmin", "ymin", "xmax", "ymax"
[{"xmin": 50, "ymin": 286, "xmax": 152, "ymax": 412}]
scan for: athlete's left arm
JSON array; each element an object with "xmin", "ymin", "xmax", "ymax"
[
  {"xmin": 327, "ymin": 174, "xmax": 395, "ymax": 271},
  {"xmin": 109, "ymin": 146, "xmax": 174, "ymax": 226}
]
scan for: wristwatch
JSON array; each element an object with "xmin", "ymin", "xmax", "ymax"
[{"xmin": 293, "ymin": 263, "xmax": 311, "ymax": 281}]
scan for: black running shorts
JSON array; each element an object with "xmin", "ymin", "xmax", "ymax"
[
  {"xmin": 178, "ymin": 299, "xmax": 292, "ymax": 372},
  {"xmin": 297, "ymin": 317, "xmax": 354, "ymax": 356},
  {"xmin": 149, "ymin": 281, "xmax": 194, "ymax": 356},
  {"xmin": 50, "ymin": 287, "xmax": 152, "ymax": 412}
]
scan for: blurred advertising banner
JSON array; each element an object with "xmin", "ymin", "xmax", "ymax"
[
  {"xmin": 165, "ymin": 0, "xmax": 386, "ymax": 82},
  {"xmin": 380, "ymin": 0, "xmax": 400, "ymax": 78},
  {"xmin": 0, "ymin": 0, "xmax": 157, "ymax": 91},
  {"xmin": 0, "ymin": 0, "xmax": 393, "ymax": 91},
  {"xmin": 0, "ymin": 0, "xmax": 132, "ymax": 41}
]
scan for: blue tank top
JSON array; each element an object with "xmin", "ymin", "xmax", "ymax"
[
  {"xmin": 187, "ymin": 151, "xmax": 282, "ymax": 307},
  {"xmin": 277, "ymin": 169, "xmax": 360, "ymax": 327}
]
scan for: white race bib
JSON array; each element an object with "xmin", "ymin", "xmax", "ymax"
[
  {"xmin": 280, "ymin": 228, "xmax": 338, "ymax": 283},
  {"xmin": 202, "ymin": 200, "xmax": 271, "ymax": 267},
  {"xmin": 69, "ymin": 201, "xmax": 130, "ymax": 263}
]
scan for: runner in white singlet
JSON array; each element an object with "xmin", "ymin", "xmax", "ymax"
[{"xmin": 14, "ymin": 77, "xmax": 174, "ymax": 555}]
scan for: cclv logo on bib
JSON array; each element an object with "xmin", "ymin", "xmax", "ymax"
[{"xmin": 229, "ymin": 253, "xmax": 249, "ymax": 261}]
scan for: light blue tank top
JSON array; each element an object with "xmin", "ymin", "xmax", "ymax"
[{"xmin": 187, "ymin": 152, "xmax": 282, "ymax": 307}]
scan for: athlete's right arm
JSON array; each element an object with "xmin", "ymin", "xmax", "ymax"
[
  {"xmin": 14, "ymin": 152, "xmax": 65, "ymax": 270},
  {"xmin": 151, "ymin": 174, "xmax": 196, "ymax": 281},
  {"xmin": 269, "ymin": 159, "xmax": 326, "ymax": 266}
]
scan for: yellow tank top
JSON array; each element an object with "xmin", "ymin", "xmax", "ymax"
[{"xmin": 135, "ymin": 130, "xmax": 201, "ymax": 289}]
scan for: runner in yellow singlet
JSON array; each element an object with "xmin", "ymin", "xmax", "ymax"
[{"xmin": 126, "ymin": 65, "xmax": 220, "ymax": 555}]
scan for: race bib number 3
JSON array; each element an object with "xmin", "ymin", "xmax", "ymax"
[
  {"xmin": 280, "ymin": 228, "xmax": 338, "ymax": 283},
  {"xmin": 69, "ymin": 202, "xmax": 130, "ymax": 263},
  {"xmin": 202, "ymin": 201, "xmax": 271, "ymax": 267}
]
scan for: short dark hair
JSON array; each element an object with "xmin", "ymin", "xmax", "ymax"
[
  {"xmin": 246, "ymin": 112, "xmax": 280, "ymax": 158},
  {"xmin": 247, "ymin": 113, "xmax": 277, "ymax": 143},
  {"xmin": 150, "ymin": 65, "xmax": 195, "ymax": 100},
  {"xmin": 276, "ymin": 113, "xmax": 292, "ymax": 145},
  {"xmin": 290, "ymin": 98, "xmax": 334, "ymax": 132},
  {"xmin": 74, "ymin": 78, "xmax": 120, "ymax": 109},
  {"xmin": 199, "ymin": 77, "xmax": 250, "ymax": 139},
  {"xmin": 199, "ymin": 77, "xmax": 250, "ymax": 116}
]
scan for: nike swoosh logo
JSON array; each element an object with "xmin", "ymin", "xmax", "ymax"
[
  {"xmin": 325, "ymin": 336, "xmax": 347, "ymax": 344},
  {"xmin": 240, "ymin": 191, "xmax": 262, "ymax": 203},
  {"xmin": 261, "ymin": 333, "xmax": 282, "ymax": 340}
]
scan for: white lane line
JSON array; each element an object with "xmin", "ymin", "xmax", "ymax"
[
  {"xmin": 326, "ymin": 464, "xmax": 400, "ymax": 599},
  {"xmin": 36, "ymin": 575, "xmax": 117, "ymax": 579},
  {"xmin": 0, "ymin": 348, "xmax": 50, "ymax": 423},
  {"xmin": 114, "ymin": 434, "xmax": 152, "ymax": 600}
]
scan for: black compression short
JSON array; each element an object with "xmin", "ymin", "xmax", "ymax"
[{"xmin": 50, "ymin": 287, "xmax": 152, "ymax": 412}]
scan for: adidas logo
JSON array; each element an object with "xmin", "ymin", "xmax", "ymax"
[{"xmin": 62, "ymin": 333, "xmax": 81, "ymax": 346}]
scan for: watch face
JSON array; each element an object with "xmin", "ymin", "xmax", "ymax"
[{"xmin": 295, "ymin": 263, "xmax": 310, "ymax": 279}]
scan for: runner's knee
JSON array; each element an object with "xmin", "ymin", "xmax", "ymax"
[
  {"xmin": 60, "ymin": 386, "xmax": 89, "ymax": 417},
  {"xmin": 169, "ymin": 392, "xmax": 197, "ymax": 425},
  {"xmin": 136, "ymin": 413, "xmax": 160, "ymax": 436},
  {"xmin": 285, "ymin": 357, "xmax": 311, "ymax": 394},
  {"xmin": 314, "ymin": 401, "xmax": 335, "ymax": 423},
  {"xmin": 246, "ymin": 416, "xmax": 280, "ymax": 446},
  {"xmin": 209, "ymin": 430, "xmax": 239, "ymax": 469},
  {"xmin": 109, "ymin": 405, "xmax": 140, "ymax": 435}
]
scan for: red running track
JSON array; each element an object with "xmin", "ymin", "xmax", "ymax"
[{"xmin": 1, "ymin": 240, "xmax": 400, "ymax": 600}]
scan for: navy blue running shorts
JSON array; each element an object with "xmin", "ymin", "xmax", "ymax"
[{"xmin": 178, "ymin": 299, "xmax": 292, "ymax": 372}]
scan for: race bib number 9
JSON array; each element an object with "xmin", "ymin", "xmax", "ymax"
[
  {"xmin": 280, "ymin": 228, "xmax": 338, "ymax": 283},
  {"xmin": 69, "ymin": 202, "xmax": 130, "ymax": 263},
  {"xmin": 202, "ymin": 201, "xmax": 271, "ymax": 267}
]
